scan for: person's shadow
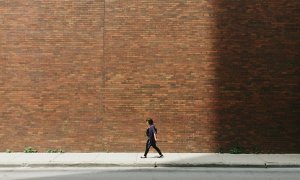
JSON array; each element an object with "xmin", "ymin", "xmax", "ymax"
[
  {"xmin": 148, "ymin": 156, "xmax": 163, "ymax": 158},
  {"xmin": 140, "ymin": 156, "xmax": 164, "ymax": 159}
]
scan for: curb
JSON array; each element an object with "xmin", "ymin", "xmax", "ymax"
[{"xmin": 1, "ymin": 163, "xmax": 300, "ymax": 168}]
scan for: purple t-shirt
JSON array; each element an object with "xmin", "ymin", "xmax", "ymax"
[{"xmin": 148, "ymin": 125, "xmax": 156, "ymax": 141}]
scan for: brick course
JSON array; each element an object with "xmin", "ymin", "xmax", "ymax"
[{"xmin": 0, "ymin": 0, "xmax": 299, "ymax": 152}]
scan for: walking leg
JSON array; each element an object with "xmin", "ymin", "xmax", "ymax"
[
  {"xmin": 143, "ymin": 140, "xmax": 151, "ymax": 157},
  {"xmin": 152, "ymin": 143, "xmax": 162, "ymax": 156}
]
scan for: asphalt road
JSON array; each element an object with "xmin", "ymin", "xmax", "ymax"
[{"xmin": 0, "ymin": 167, "xmax": 300, "ymax": 180}]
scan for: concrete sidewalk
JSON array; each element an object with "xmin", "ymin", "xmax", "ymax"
[{"xmin": 0, "ymin": 153, "xmax": 299, "ymax": 168}]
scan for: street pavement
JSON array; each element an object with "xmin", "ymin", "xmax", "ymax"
[
  {"xmin": 1, "ymin": 167, "xmax": 300, "ymax": 180},
  {"xmin": 0, "ymin": 153, "xmax": 300, "ymax": 168}
]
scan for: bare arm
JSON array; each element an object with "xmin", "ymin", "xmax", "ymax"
[{"xmin": 154, "ymin": 132, "xmax": 157, "ymax": 141}]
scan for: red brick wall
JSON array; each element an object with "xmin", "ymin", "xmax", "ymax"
[
  {"xmin": 0, "ymin": 0, "xmax": 105, "ymax": 152},
  {"xmin": 0, "ymin": 0, "xmax": 299, "ymax": 153}
]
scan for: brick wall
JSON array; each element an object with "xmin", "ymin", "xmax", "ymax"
[
  {"xmin": 0, "ymin": 0, "xmax": 299, "ymax": 153},
  {"xmin": 0, "ymin": 0, "xmax": 105, "ymax": 152}
]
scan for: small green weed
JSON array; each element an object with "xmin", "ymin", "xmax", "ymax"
[
  {"xmin": 24, "ymin": 146, "xmax": 38, "ymax": 153},
  {"xmin": 47, "ymin": 148, "xmax": 64, "ymax": 153},
  {"xmin": 5, "ymin": 149, "xmax": 12, "ymax": 153},
  {"xmin": 229, "ymin": 143, "xmax": 246, "ymax": 154}
]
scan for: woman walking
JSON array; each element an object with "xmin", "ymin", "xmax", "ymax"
[{"xmin": 141, "ymin": 118, "xmax": 163, "ymax": 158}]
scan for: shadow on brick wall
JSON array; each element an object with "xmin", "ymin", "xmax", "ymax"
[{"xmin": 213, "ymin": 1, "xmax": 300, "ymax": 153}]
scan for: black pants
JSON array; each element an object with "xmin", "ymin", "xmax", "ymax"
[{"xmin": 144, "ymin": 139, "xmax": 162, "ymax": 157}]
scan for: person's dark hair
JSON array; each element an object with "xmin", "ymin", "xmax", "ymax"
[{"xmin": 146, "ymin": 118, "xmax": 154, "ymax": 125}]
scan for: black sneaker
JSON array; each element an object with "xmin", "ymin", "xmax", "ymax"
[
  {"xmin": 159, "ymin": 154, "xmax": 164, "ymax": 158},
  {"xmin": 140, "ymin": 156, "xmax": 147, "ymax": 158}
]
